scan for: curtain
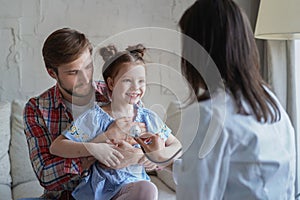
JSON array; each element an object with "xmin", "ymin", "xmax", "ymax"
[
  {"xmin": 235, "ymin": 1, "xmax": 300, "ymax": 196},
  {"xmin": 226, "ymin": 0, "xmax": 300, "ymax": 197},
  {"xmin": 262, "ymin": 40, "xmax": 300, "ymax": 198}
]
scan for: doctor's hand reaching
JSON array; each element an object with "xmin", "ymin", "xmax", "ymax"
[{"xmin": 135, "ymin": 133, "xmax": 165, "ymax": 153}]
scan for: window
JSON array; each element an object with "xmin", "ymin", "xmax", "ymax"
[
  {"xmin": 295, "ymin": 39, "xmax": 300, "ymax": 199},
  {"xmin": 295, "ymin": 40, "xmax": 300, "ymax": 133}
]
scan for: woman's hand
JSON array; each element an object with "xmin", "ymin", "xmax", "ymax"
[
  {"xmin": 135, "ymin": 132, "xmax": 165, "ymax": 153},
  {"xmin": 135, "ymin": 132, "xmax": 181, "ymax": 167}
]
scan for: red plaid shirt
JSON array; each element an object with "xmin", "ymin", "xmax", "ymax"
[{"xmin": 23, "ymin": 81, "xmax": 109, "ymax": 199}]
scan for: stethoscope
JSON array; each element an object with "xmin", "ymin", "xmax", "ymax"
[{"xmin": 130, "ymin": 125, "xmax": 182, "ymax": 164}]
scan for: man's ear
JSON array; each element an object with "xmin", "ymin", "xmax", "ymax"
[
  {"xmin": 47, "ymin": 68, "xmax": 58, "ymax": 80},
  {"xmin": 107, "ymin": 77, "xmax": 114, "ymax": 91}
]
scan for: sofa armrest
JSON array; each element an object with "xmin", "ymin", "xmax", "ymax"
[
  {"xmin": 10, "ymin": 100, "xmax": 44, "ymax": 199},
  {"xmin": 0, "ymin": 101, "xmax": 12, "ymax": 187},
  {"xmin": 156, "ymin": 166, "xmax": 176, "ymax": 192}
]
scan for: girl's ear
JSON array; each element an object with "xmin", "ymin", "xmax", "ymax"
[
  {"xmin": 107, "ymin": 77, "xmax": 114, "ymax": 91},
  {"xmin": 47, "ymin": 68, "xmax": 58, "ymax": 80}
]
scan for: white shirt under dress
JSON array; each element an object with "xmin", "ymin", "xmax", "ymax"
[{"xmin": 173, "ymin": 88, "xmax": 295, "ymax": 200}]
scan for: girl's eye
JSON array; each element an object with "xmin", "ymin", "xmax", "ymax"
[
  {"xmin": 68, "ymin": 71, "xmax": 78, "ymax": 75},
  {"xmin": 122, "ymin": 79, "xmax": 131, "ymax": 82}
]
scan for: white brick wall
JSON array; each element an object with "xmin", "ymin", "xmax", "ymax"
[
  {"xmin": 0, "ymin": 0, "xmax": 256, "ymax": 114},
  {"xmin": 0, "ymin": 0, "xmax": 194, "ymax": 110}
]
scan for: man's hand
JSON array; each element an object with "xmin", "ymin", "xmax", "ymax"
[
  {"xmin": 138, "ymin": 155, "xmax": 158, "ymax": 172},
  {"xmin": 81, "ymin": 156, "xmax": 96, "ymax": 171},
  {"xmin": 112, "ymin": 139, "xmax": 159, "ymax": 171}
]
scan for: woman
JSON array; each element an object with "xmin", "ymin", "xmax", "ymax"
[{"xmin": 136, "ymin": 0, "xmax": 296, "ymax": 199}]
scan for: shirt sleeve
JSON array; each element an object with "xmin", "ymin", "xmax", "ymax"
[
  {"xmin": 23, "ymin": 99, "xmax": 80, "ymax": 191},
  {"xmin": 63, "ymin": 105, "xmax": 113, "ymax": 142}
]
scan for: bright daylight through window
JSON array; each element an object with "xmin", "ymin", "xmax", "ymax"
[{"xmin": 296, "ymin": 40, "xmax": 300, "ymax": 120}]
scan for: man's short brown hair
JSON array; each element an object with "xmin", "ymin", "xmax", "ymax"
[{"xmin": 42, "ymin": 28, "xmax": 92, "ymax": 71}]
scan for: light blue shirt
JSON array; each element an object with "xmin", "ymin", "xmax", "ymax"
[
  {"xmin": 63, "ymin": 103, "xmax": 171, "ymax": 200},
  {"xmin": 173, "ymin": 88, "xmax": 295, "ymax": 200}
]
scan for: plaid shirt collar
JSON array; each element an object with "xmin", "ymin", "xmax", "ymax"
[{"xmin": 54, "ymin": 84, "xmax": 65, "ymax": 109}]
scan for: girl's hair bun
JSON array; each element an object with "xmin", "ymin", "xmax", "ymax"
[
  {"xmin": 99, "ymin": 45, "xmax": 118, "ymax": 62},
  {"xmin": 126, "ymin": 44, "xmax": 146, "ymax": 58}
]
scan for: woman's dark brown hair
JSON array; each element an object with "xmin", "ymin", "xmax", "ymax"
[
  {"xmin": 179, "ymin": 0, "xmax": 280, "ymax": 123},
  {"xmin": 42, "ymin": 28, "xmax": 92, "ymax": 73}
]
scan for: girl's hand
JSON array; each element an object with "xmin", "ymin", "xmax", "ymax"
[
  {"xmin": 87, "ymin": 142, "xmax": 124, "ymax": 167},
  {"xmin": 106, "ymin": 140, "xmax": 144, "ymax": 169},
  {"xmin": 109, "ymin": 139, "xmax": 133, "ymax": 150},
  {"xmin": 105, "ymin": 117, "xmax": 146, "ymax": 141},
  {"xmin": 113, "ymin": 136, "xmax": 160, "ymax": 171}
]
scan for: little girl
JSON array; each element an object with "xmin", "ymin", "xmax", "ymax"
[{"xmin": 50, "ymin": 44, "xmax": 181, "ymax": 200}]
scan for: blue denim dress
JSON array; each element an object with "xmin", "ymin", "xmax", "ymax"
[{"xmin": 63, "ymin": 104, "xmax": 171, "ymax": 200}]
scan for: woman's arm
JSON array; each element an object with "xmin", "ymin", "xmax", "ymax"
[{"xmin": 135, "ymin": 133, "xmax": 182, "ymax": 167}]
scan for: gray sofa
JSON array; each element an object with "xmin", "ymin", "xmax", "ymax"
[{"xmin": 0, "ymin": 100, "xmax": 176, "ymax": 200}]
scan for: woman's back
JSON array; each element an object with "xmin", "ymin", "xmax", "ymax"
[{"xmin": 175, "ymin": 89, "xmax": 295, "ymax": 200}]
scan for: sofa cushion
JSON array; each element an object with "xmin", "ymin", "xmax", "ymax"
[
  {"xmin": 0, "ymin": 184, "xmax": 12, "ymax": 200},
  {"xmin": 13, "ymin": 180, "xmax": 44, "ymax": 200},
  {"xmin": 10, "ymin": 100, "xmax": 38, "ymax": 187},
  {"xmin": 156, "ymin": 168, "xmax": 176, "ymax": 192},
  {"xmin": 165, "ymin": 100, "xmax": 181, "ymax": 138},
  {"xmin": 7, "ymin": 99, "xmax": 176, "ymax": 199},
  {"xmin": 160, "ymin": 100, "xmax": 180, "ymax": 192},
  {"xmin": 0, "ymin": 101, "xmax": 12, "ymax": 187}
]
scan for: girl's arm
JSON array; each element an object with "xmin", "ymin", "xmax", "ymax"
[
  {"xmin": 50, "ymin": 135, "xmax": 124, "ymax": 167},
  {"xmin": 50, "ymin": 134, "xmax": 94, "ymax": 158}
]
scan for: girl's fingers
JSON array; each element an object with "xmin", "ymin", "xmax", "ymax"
[
  {"xmin": 109, "ymin": 156, "xmax": 120, "ymax": 166},
  {"xmin": 113, "ymin": 150, "xmax": 124, "ymax": 160}
]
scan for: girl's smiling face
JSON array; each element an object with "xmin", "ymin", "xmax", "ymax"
[{"xmin": 108, "ymin": 62, "xmax": 146, "ymax": 105}]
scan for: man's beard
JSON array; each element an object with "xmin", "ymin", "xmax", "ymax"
[{"xmin": 58, "ymin": 78, "xmax": 93, "ymax": 98}]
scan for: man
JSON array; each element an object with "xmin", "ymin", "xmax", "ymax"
[{"xmin": 23, "ymin": 28, "xmax": 150, "ymax": 199}]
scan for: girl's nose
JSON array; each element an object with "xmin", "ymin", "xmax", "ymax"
[
  {"xmin": 79, "ymin": 70, "xmax": 90, "ymax": 84},
  {"xmin": 131, "ymin": 81, "xmax": 139, "ymax": 90}
]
